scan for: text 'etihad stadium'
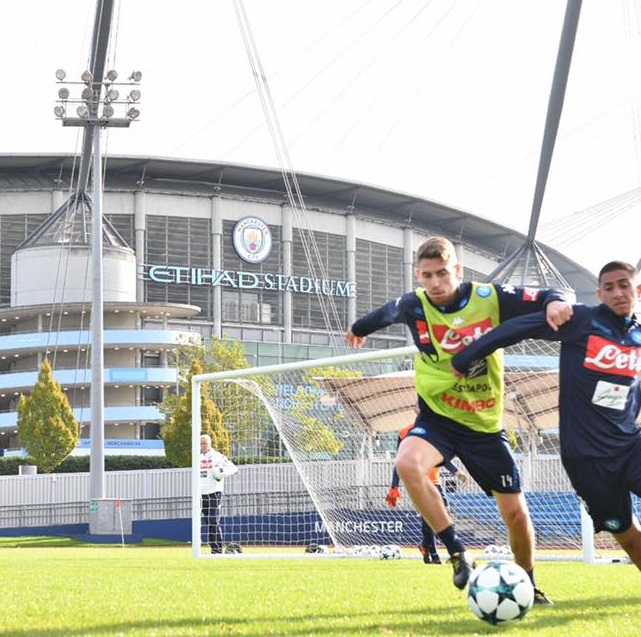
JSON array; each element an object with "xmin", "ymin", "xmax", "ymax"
[{"xmin": 144, "ymin": 265, "xmax": 356, "ymax": 298}]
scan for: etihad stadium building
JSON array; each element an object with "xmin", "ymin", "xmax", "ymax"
[{"xmin": 0, "ymin": 154, "xmax": 596, "ymax": 455}]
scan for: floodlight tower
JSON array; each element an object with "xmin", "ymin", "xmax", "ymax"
[{"xmin": 53, "ymin": 68, "xmax": 141, "ymax": 500}]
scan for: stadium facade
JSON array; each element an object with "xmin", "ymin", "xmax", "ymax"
[{"xmin": 0, "ymin": 154, "xmax": 597, "ymax": 455}]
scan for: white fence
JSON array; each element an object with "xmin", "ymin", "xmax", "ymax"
[
  {"xmin": 0, "ymin": 468, "xmax": 191, "ymax": 505},
  {"xmin": 0, "ymin": 456, "xmax": 571, "ymax": 532},
  {"xmin": 0, "ymin": 463, "xmax": 356, "ymax": 529}
]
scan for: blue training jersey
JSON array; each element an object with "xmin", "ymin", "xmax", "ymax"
[
  {"xmin": 451, "ymin": 304, "xmax": 641, "ymax": 458},
  {"xmin": 351, "ymin": 281, "xmax": 569, "ymax": 432},
  {"xmin": 350, "ymin": 281, "xmax": 568, "ymax": 362}
]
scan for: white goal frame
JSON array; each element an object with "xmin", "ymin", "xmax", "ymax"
[
  {"xmin": 191, "ymin": 346, "xmax": 411, "ymax": 558},
  {"xmin": 190, "ymin": 344, "xmax": 627, "ymax": 563}
]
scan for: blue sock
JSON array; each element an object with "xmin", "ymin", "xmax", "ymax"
[{"xmin": 437, "ymin": 524, "xmax": 465, "ymax": 556}]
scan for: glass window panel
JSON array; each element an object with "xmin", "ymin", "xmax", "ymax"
[
  {"xmin": 105, "ymin": 214, "xmax": 134, "ymax": 247},
  {"xmin": 354, "ymin": 238, "xmax": 405, "ymax": 340},
  {"xmin": 224, "ymin": 327, "xmax": 242, "ymax": 340},
  {"xmin": 256, "ymin": 356, "xmax": 280, "ymax": 367},
  {"xmin": 242, "ymin": 328, "xmax": 262, "ymax": 341},
  {"xmin": 308, "ymin": 345, "xmax": 334, "ymax": 359},
  {"xmin": 283, "ymin": 344, "xmax": 310, "ymax": 359},
  {"xmin": 257, "ymin": 342, "xmax": 281, "ymax": 357},
  {"xmin": 292, "ymin": 331, "xmax": 311, "ymax": 344}
]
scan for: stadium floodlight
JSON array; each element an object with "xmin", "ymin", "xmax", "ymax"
[
  {"xmin": 54, "ymin": 66, "xmax": 142, "ymax": 127},
  {"xmin": 55, "ymin": 68, "xmax": 66, "ymax": 81},
  {"xmin": 54, "ymin": 66, "xmax": 142, "ymax": 506}
]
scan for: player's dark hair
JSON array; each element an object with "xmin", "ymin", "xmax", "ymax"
[
  {"xmin": 597, "ymin": 261, "xmax": 637, "ymax": 285},
  {"xmin": 416, "ymin": 236, "xmax": 457, "ymax": 264}
]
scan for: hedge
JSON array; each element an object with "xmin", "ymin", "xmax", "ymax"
[{"xmin": 0, "ymin": 454, "xmax": 289, "ymax": 475}]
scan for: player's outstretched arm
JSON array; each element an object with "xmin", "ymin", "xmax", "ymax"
[{"xmin": 346, "ymin": 298, "xmax": 407, "ymax": 349}]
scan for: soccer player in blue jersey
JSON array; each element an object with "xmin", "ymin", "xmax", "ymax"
[
  {"xmin": 345, "ymin": 236, "xmax": 573, "ymax": 599},
  {"xmin": 452, "ymin": 260, "xmax": 641, "ymax": 569}
]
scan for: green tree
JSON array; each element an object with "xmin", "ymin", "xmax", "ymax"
[
  {"xmin": 161, "ymin": 360, "xmax": 230, "ymax": 467},
  {"xmin": 159, "ymin": 335, "xmax": 273, "ymax": 459},
  {"xmin": 290, "ymin": 366, "xmax": 363, "ymax": 457},
  {"xmin": 17, "ymin": 359, "xmax": 79, "ymax": 473}
]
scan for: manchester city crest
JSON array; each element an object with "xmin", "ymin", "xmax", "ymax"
[{"xmin": 232, "ymin": 216, "xmax": 273, "ymax": 264}]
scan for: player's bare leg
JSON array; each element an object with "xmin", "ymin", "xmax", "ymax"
[
  {"xmin": 493, "ymin": 492, "xmax": 534, "ymax": 571},
  {"xmin": 395, "ymin": 437, "xmax": 449, "ymax": 530},
  {"xmin": 494, "ymin": 492, "xmax": 552, "ymax": 605},
  {"xmin": 396, "ymin": 436, "xmax": 474, "ymax": 588},
  {"xmin": 613, "ymin": 521, "xmax": 641, "ymax": 570}
]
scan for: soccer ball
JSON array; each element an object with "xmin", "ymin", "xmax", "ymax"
[
  {"xmin": 305, "ymin": 543, "xmax": 328, "ymax": 554},
  {"xmin": 379, "ymin": 544, "xmax": 402, "ymax": 560},
  {"xmin": 224, "ymin": 542, "xmax": 243, "ymax": 554},
  {"xmin": 467, "ymin": 560, "xmax": 534, "ymax": 625},
  {"xmin": 211, "ymin": 464, "xmax": 225, "ymax": 481}
]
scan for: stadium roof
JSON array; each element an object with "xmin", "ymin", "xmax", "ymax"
[
  {"xmin": 0, "ymin": 153, "xmax": 597, "ymax": 300},
  {"xmin": 322, "ymin": 370, "xmax": 561, "ymax": 434},
  {"xmin": 17, "ymin": 190, "xmax": 131, "ymax": 250}
]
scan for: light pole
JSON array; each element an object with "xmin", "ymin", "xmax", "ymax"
[{"xmin": 54, "ymin": 69, "xmax": 141, "ymax": 500}]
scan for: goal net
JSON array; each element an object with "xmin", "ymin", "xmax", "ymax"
[{"xmin": 191, "ymin": 342, "xmax": 636, "ymax": 562}]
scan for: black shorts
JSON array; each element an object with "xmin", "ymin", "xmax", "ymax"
[
  {"xmin": 405, "ymin": 411, "xmax": 521, "ymax": 496},
  {"xmin": 562, "ymin": 437, "xmax": 641, "ymax": 534}
]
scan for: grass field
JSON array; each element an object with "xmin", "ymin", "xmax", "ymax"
[{"xmin": 2, "ymin": 540, "xmax": 640, "ymax": 636}]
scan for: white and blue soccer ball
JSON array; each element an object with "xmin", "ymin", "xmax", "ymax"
[
  {"xmin": 211, "ymin": 463, "xmax": 225, "ymax": 481},
  {"xmin": 467, "ymin": 560, "xmax": 534, "ymax": 625},
  {"xmin": 379, "ymin": 544, "xmax": 402, "ymax": 560}
]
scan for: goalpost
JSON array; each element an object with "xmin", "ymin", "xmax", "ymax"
[{"xmin": 190, "ymin": 342, "xmax": 634, "ymax": 562}]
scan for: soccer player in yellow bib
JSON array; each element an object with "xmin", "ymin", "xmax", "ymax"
[{"xmin": 345, "ymin": 236, "xmax": 573, "ymax": 601}]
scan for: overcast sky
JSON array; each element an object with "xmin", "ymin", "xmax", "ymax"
[{"xmin": 3, "ymin": 1, "xmax": 641, "ymax": 276}]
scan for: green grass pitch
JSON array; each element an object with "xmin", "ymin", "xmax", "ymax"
[{"xmin": 2, "ymin": 541, "xmax": 640, "ymax": 636}]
